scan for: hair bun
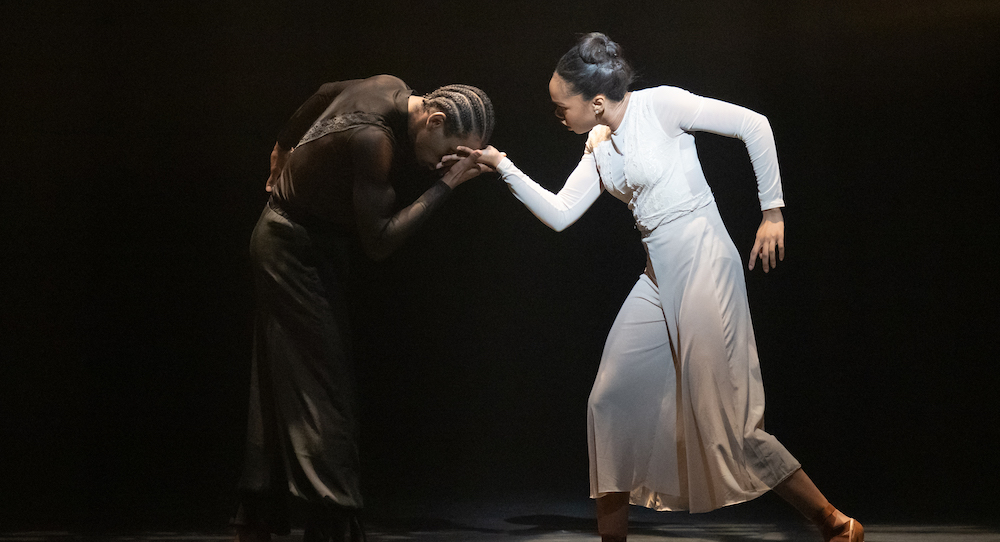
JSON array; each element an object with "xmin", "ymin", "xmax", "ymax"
[
  {"xmin": 603, "ymin": 39, "xmax": 620, "ymax": 59},
  {"xmin": 578, "ymin": 32, "xmax": 620, "ymax": 65},
  {"xmin": 555, "ymin": 32, "xmax": 635, "ymax": 101}
]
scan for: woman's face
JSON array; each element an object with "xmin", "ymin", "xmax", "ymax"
[{"xmin": 549, "ymin": 73, "xmax": 596, "ymax": 134}]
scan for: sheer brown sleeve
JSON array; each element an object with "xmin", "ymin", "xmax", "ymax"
[{"xmin": 350, "ymin": 128, "xmax": 452, "ymax": 261}]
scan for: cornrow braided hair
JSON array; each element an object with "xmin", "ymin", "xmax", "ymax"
[{"xmin": 422, "ymin": 84, "xmax": 495, "ymax": 145}]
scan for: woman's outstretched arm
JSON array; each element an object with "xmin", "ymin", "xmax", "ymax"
[{"xmin": 476, "ymin": 146, "xmax": 603, "ymax": 232}]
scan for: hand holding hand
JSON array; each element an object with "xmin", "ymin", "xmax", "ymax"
[
  {"xmin": 475, "ymin": 145, "xmax": 507, "ymax": 169},
  {"xmin": 748, "ymin": 208, "xmax": 785, "ymax": 273},
  {"xmin": 438, "ymin": 145, "xmax": 507, "ymax": 171},
  {"xmin": 439, "ymin": 148, "xmax": 488, "ymax": 189}
]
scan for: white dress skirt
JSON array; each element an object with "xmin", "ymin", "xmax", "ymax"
[{"xmin": 588, "ymin": 200, "xmax": 800, "ymax": 513}]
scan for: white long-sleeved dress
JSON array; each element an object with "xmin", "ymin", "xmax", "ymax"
[{"xmin": 497, "ymin": 86, "xmax": 801, "ymax": 513}]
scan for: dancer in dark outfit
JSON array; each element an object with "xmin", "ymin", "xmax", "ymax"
[{"xmin": 233, "ymin": 75, "xmax": 494, "ymax": 542}]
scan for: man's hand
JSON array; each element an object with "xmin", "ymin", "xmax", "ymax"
[
  {"xmin": 438, "ymin": 145, "xmax": 506, "ymax": 171},
  {"xmin": 439, "ymin": 148, "xmax": 488, "ymax": 189}
]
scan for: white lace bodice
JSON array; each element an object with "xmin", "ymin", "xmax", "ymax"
[
  {"xmin": 587, "ymin": 88, "xmax": 716, "ymax": 232},
  {"xmin": 496, "ymin": 86, "xmax": 784, "ymax": 234}
]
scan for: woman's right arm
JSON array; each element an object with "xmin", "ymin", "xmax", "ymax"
[{"xmin": 489, "ymin": 150, "xmax": 603, "ymax": 232}]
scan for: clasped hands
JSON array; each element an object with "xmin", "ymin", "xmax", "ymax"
[
  {"xmin": 264, "ymin": 144, "xmax": 503, "ymax": 193},
  {"xmin": 436, "ymin": 145, "xmax": 506, "ymax": 189}
]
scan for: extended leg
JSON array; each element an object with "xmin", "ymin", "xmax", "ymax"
[{"xmin": 773, "ymin": 468, "xmax": 864, "ymax": 541}]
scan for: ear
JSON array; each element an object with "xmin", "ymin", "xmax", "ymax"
[
  {"xmin": 426, "ymin": 111, "xmax": 447, "ymax": 130},
  {"xmin": 592, "ymin": 94, "xmax": 606, "ymax": 114}
]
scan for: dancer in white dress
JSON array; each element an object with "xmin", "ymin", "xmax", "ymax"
[{"xmin": 458, "ymin": 33, "xmax": 863, "ymax": 542}]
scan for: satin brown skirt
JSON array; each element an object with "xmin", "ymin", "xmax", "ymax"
[{"xmin": 234, "ymin": 200, "xmax": 362, "ymax": 535}]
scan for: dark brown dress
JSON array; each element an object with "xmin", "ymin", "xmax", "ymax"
[{"xmin": 234, "ymin": 75, "xmax": 452, "ymax": 540}]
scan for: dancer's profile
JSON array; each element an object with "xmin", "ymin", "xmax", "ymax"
[
  {"xmin": 458, "ymin": 33, "xmax": 862, "ymax": 542},
  {"xmin": 233, "ymin": 75, "xmax": 494, "ymax": 542}
]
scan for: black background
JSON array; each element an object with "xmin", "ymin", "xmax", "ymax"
[{"xmin": 3, "ymin": 0, "xmax": 998, "ymax": 532}]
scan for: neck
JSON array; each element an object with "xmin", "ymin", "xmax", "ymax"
[
  {"xmin": 407, "ymin": 96, "xmax": 425, "ymax": 139},
  {"xmin": 603, "ymin": 92, "xmax": 631, "ymax": 132}
]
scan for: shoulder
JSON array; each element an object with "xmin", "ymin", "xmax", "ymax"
[
  {"xmin": 348, "ymin": 124, "xmax": 394, "ymax": 158},
  {"xmin": 350, "ymin": 123, "xmax": 393, "ymax": 144},
  {"xmin": 328, "ymin": 75, "xmax": 408, "ymax": 96},
  {"xmin": 637, "ymin": 85, "xmax": 698, "ymax": 104},
  {"xmin": 636, "ymin": 86, "xmax": 704, "ymax": 130},
  {"xmin": 346, "ymin": 125, "xmax": 395, "ymax": 181},
  {"xmin": 363, "ymin": 74, "xmax": 409, "ymax": 92}
]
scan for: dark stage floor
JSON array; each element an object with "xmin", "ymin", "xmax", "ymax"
[
  {"xmin": 3, "ymin": 494, "xmax": 999, "ymax": 541},
  {"xmin": 4, "ymin": 528, "xmax": 1000, "ymax": 542}
]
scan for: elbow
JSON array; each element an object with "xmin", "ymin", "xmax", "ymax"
[
  {"xmin": 751, "ymin": 112, "xmax": 773, "ymax": 135},
  {"xmin": 539, "ymin": 211, "xmax": 579, "ymax": 232},
  {"xmin": 740, "ymin": 112, "xmax": 774, "ymax": 145},
  {"xmin": 547, "ymin": 219, "xmax": 572, "ymax": 233},
  {"xmin": 359, "ymin": 224, "xmax": 399, "ymax": 261}
]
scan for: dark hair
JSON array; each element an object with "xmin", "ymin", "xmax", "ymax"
[
  {"xmin": 555, "ymin": 32, "xmax": 635, "ymax": 101},
  {"xmin": 423, "ymin": 84, "xmax": 495, "ymax": 144}
]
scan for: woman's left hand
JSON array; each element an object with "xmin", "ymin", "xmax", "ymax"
[{"xmin": 748, "ymin": 208, "xmax": 784, "ymax": 273}]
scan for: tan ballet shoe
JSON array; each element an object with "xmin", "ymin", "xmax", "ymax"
[{"xmin": 815, "ymin": 503, "xmax": 864, "ymax": 542}]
